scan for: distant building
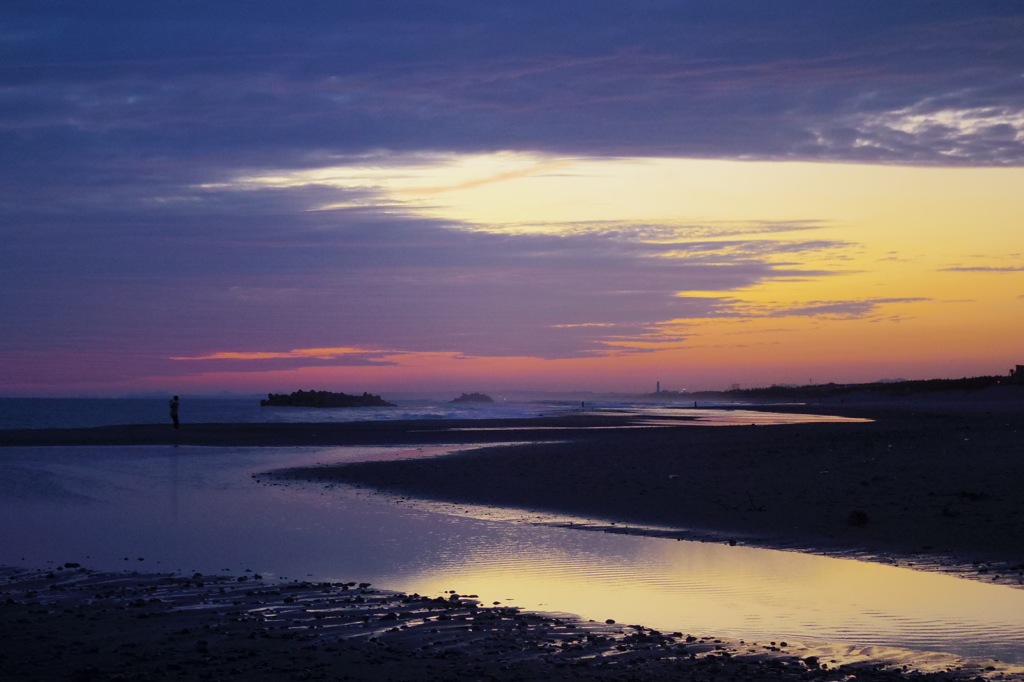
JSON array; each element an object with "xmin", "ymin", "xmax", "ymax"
[{"xmin": 1011, "ymin": 366, "xmax": 1024, "ymax": 385}]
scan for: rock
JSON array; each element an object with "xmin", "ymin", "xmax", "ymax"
[
  {"xmin": 451, "ymin": 392, "xmax": 494, "ymax": 403},
  {"xmin": 260, "ymin": 390, "xmax": 395, "ymax": 408}
]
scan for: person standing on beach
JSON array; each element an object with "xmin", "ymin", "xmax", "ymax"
[{"xmin": 169, "ymin": 395, "xmax": 179, "ymax": 429}]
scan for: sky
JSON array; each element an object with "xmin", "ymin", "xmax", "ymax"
[{"xmin": 1, "ymin": 1, "xmax": 1023, "ymax": 397}]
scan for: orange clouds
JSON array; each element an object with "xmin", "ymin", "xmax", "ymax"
[{"xmin": 170, "ymin": 347, "xmax": 392, "ymax": 361}]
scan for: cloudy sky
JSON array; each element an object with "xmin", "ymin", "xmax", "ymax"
[{"xmin": 2, "ymin": 1, "xmax": 1023, "ymax": 396}]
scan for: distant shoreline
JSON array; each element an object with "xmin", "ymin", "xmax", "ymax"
[{"xmin": 0, "ymin": 412, "xmax": 669, "ymax": 447}]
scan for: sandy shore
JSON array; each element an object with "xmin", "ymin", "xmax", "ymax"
[
  {"xmin": 3, "ymin": 391, "xmax": 1024, "ymax": 679},
  {"xmin": 3, "ymin": 396, "xmax": 1023, "ymax": 576},
  {"xmin": 266, "ymin": 398, "xmax": 1024, "ymax": 584}
]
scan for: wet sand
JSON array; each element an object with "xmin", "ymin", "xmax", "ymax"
[
  {"xmin": 2, "ymin": 565, "xmax": 1017, "ymax": 681},
  {"xmin": 3, "ymin": 390, "xmax": 1024, "ymax": 680},
  {"xmin": 268, "ymin": 397, "xmax": 1024, "ymax": 581}
]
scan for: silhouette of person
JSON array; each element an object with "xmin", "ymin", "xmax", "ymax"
[{"xmin": 169, "ymin": 395, "xmax": 180, "ymax": 429}]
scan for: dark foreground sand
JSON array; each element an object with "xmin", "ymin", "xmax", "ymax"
[
  {"xmin": 3, "ymin": 565, "xmax": 1018, "ymax": 681},
  {"xmin": 3, "ymin": 391, "xmax": 1024, "ymax": 680}
]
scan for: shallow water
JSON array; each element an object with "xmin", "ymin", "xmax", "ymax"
[{"xmin": 1, "ymin": 443, "xmax": 1022, "ymax": 665}]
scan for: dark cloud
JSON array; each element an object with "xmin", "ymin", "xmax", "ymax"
[
  {"xmin": 2, "ymin": 2, "xmax": 1022, "ymax": 173},
  {"xmin": 941, "ymin": 266, "xmax": 1024, "ymax": 273},
  {"xmin": 754, "ymin": 298, "xmax": 930, "ymax": 320},
  {"xmin": 648, "ymin": 296, "xmax": 930, "ymax": 325}
]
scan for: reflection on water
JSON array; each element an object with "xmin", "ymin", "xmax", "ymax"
[
  {"xmin": 449, "ymin": 407, "xmax": 872, "ymax": 431},
  {"xmin": 399, "ymin": 536, "xmax": 1024, "ymax": 660},
  {"xmin": 595, "ymin": 406, "xmax": 873, "ymax": 425},
  {"xmin": 0, "ymin": 444, "xmax": 1021, "ymax": 664}
]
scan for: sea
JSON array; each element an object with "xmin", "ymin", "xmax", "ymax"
[
  {"xmin": 2, "ymin": 397, "xmax": 1023, "ymax": 667},
  {"xmin": 0, "ymin": 396, "xmax": 574, "ymax": 430},
  {"xmin": 0, "ymin": 395, "xmax": 866, "ymax": 431}
]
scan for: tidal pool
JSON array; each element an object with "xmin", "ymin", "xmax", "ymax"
[{"xmin": 0, "ymin": 443, "xmax": 1021, "ymax": 664}]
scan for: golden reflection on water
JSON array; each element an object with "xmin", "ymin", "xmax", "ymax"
[
  {"xmin": 394, "ymin": 532, "xmax": 1024, "ymax": 657},
  {"xmin": 608, "ymin": 407, "xmax": 873, "ymax": 426},
  {"xmin": 445, "ymin": 407, "xmax": 872, "ymax": 432}
]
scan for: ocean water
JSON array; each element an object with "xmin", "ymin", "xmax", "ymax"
[
  {"xmin": 0, "ymin": 397, "xmax": 859, "ymax": 431},
  {"xmin": 0, "ymin": 397, "xmax": 578, "ymax": 430}
]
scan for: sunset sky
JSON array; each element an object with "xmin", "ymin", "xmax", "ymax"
[{"xmin": 2, "ymin": 2, "xmax": 1023, "ymax": 396}]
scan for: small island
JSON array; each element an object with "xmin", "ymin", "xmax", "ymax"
[
  {"xmin": 260, "ymin": 390, "xmax": 395, "ymax": 408},
  {"xmin": 451, "ymin": 392, "xmax": 494, "ymax": 404}
]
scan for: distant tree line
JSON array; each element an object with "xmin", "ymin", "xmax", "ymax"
[{"xmin": 723, "ymin": 374, "xmax": 1012, "ymax": 400}]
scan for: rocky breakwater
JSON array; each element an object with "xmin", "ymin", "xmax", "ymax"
[
  {"xmin": 451, "ymin": 392, "xmax": 494, "ymax": 403},
  {"xmin": 260, "ymin": 389, "xmax": 396, "ymax": 408}
]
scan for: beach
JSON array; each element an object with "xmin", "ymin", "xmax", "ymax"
[
  {"xmin": 3, "ymin": 393, "xmax": 1024, "ymax": 680},
  {"xmin": 9, "ymin": 395, "xmax": 1019, "ymax": 573}
]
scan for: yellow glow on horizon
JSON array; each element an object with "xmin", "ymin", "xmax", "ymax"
[
  {"xmin": 189, "ymin": 153, "xmax": 1024, "ymax": 388},
  {"xmin": 229, "ymin": 153, "xmax": 1023, "ymax": 259},
  {"xmin": 232, "ymin": 153, "xmax": 1021, "ymax": 246}
]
